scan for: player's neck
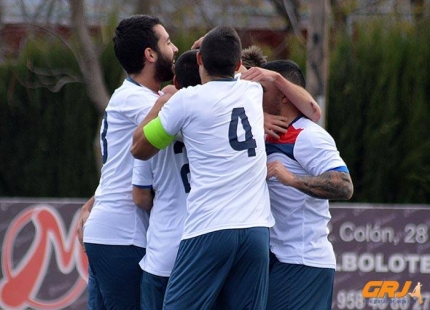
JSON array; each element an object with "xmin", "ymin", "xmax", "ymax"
[
  {"xmin": 281, "ymin": 105, "xmax": 301, "ymax": 125},
  {"xmin": 129, "ymin": 72, "xmax": 162, "ymax": 94},
  {"xmin": 200, "ymin": 71, "xmax": 234, "ymax": 84},
  {"xmin": 207, "ymin": 75, "xmax": 234, "ymax": 82}
]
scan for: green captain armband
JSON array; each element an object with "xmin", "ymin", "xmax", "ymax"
[{"xmin": 143, "ymin": 117, "xmax": 175, "ymax": 150}]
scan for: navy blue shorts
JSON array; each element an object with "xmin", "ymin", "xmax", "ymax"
[
  {"xmin": 84, "ymin": 243, "xmax": 146, "ymax": 310},
  {"xmin": 140, "ymin": 271, "xmax": 169, "ymax": 310},
  {"xmin": 267, "ymin": 252, "xmax": 335, "ymax": 310},
  {"xmin": 163, "ymin": 227, "xmax": 270, "ymax": 310}
]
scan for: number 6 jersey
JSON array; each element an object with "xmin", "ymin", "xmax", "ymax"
[{"xmin": 132, "ymin": 141, "xmax": 189, "ymax": 277}]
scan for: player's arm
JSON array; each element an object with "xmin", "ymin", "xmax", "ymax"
[
  {"xmin": 241, "ymin": 67, "xmax": 321, "ymax": 122},
  {"xmin": 132, "ymin": 186, "xmax": 153, "ymax": 212},
  {"xmin": 267, "ymin": 163, "xmax": 354, "ymax": 200},
  {"xmin": 132, "ymin": 158, "xmax": 154, "ymax": 211},
  {"xmin": 273, "ymin": 72, "xmax": 321, "ymax": 122},
  {"xmin": 76, "ymin": 196, "xmax": 94, "ymax": 251},
  {"xmin": 131, "ymin": 94, "xmax": 175, "ymax": 160}
]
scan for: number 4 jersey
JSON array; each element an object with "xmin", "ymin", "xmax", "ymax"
[{"xmin": 158, "ymin": 79, "xmax": 275, "ymax": 240}]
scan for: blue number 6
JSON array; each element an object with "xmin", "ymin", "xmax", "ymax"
[{"xmin": 173, "ymin": 141, "xmax": 191, "ymax": 193}]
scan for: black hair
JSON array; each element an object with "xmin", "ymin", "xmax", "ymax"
[
  {"xmin": 199, "ymin": 26, "xmax": 242, "ymax": 78},
  {"xmin": 174, "ymin": 50, "xmax": 201, "ymax": 88},
  {"xmin": 113, "ymin": 15, "xmax": 162, "ymax": 74},
  {"xmin": 263, "ymin": 60, "xmax": 306, "ymax": 88}
]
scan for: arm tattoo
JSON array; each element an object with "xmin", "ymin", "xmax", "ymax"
[{"xmin": 293, "ymin": 171, "xmax": 353, "ymax": 200}]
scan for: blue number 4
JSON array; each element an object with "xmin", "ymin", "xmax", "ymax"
[{"xmin": 228, "ymin": 108, "xmax": 256, "ymax": 157}]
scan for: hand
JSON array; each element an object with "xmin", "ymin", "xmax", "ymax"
[
  {"xmin": 264, "ymin": 113, "xmax": 288, "ymax": 139},
  {"xmin": 77, "ymin": 209, "xmax": 89, "ymax": 252},
  {"xmin": 267, "ymin": 161, "xmax": 295, "ymax": 186},
  {"xmin": 240, "ymin": 67, "xmax": 279, "ymax": 83},
  {"xmin": 76, "ymin": 197, "xmax": 94, "ymax": 252},
  {"xmin": 161, "ymin": 84, "xmax": 178, "ymax": 95},
  {"xmin": 191, "ymin": 35, "xmax": 205, "ymax": 49},
  {"xmin": 156, "ymin": 93, "xmax": 173, "ymax": 106}
]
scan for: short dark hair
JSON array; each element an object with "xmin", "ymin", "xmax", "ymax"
[
  {"xmin": 241, "ymin": 45, "xmax": 267, "ymax": 69},
  {"xmin": 113, "ymin": 15, "xmax": 162, "ymax": 74},
  {"xmin": 199, "ymin": 26, "xmax": 242, "ymax": 78},
  {"xmin": 263, "ymin": 60, "xmax": 306, "ymax": 88},
  {"xmin": 174, "ymin": 50, "xmax": 201, "ymax": 88}
]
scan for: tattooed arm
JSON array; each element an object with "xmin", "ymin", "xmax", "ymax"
[{"xmin": 267, "ymin": 161, "xmax": 354, "ymax": 200}]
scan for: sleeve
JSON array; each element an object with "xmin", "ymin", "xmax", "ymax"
[
  {"xmin": 132, "ymin": 158, "xmax": 153, "ymax": 187},
  {"xmin": 158, "ymin": 91, "xmax": 187, "ymax": 136},
  {"xmin": 294, "ymin": 127, "xmax": 348, "ymax": 176},
  {"xmin": 123, "ymin": 89, "xmax": 158, "ymax": 125}
]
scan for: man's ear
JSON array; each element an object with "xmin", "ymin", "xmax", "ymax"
[
  {"xmin": 144, "ymin": 47, "xmax": 157, "ymax": 63},
  {"xmin": 281, "ymin": 95, "xmax": 288, "ymax": 103},
  {"xmin": 234, "ymin": 59, "xmax": 243, "ymax": 72},
  {"xmin": 196, "ymin": 51, "xmax": 203, "ymax": 66},
  {"xmin": 173, "ymin": 76, "xmax": 181, "ymax": 90}
]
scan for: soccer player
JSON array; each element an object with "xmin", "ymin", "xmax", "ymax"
[
  {"xmin": 131, "ymin": 49, "xmax": 200, "ymax": 310},
  {"xmin": 260, "ymin": 60, "xmax": 354, "ymax": 310},
  {"xmin": 76, "ymin": 15, "xmax": 178, "ymax": 309},
  {"xmin": 191, "ymin": 38, "xmax": 321, "ymax": 133},
  {"xmin": 131, "ymin": 26, "xmax": 274, "ymax": 310},
  {"xmin": 241, "ymin": 64, "xmax": 321, "ymax": 139}
]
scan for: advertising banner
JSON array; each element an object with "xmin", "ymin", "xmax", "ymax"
[
  {"xmin": 0, "ymin": 199, "xmax": 88, "ymax": 310},
  {"xmin": 331, "ymin": 204, "xmax": 430, "ymax": 310},
  {"xmin": 0, "ymin": 199, "xmax": 428, "ymax": 309}
]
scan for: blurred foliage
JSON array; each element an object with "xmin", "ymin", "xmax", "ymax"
[
  {"xmin": 0, "ymin": 40, "xmax": 103, "ymax": 197},
  {"xmin": 324, "ymin": 18, "xmax": 430, "ymax": 203},
  {"xmin": 0, "ymin": 24, "xmax": 206, "ymax": 198},
  {"xmin": 0, "ymin": 11, "xmax": 129, "ymax": 196},
  {"xmin": 330, "ymin": 0, "xmax": 359, "ymax": 27}
]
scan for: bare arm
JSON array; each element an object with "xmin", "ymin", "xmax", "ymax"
[
  {"xmin": 76, "ymin": 196, "xmax": 94, "ymax": 251},
  {"xmin": 131, "ymin": 93, "xmax": 172, "ymax": 160},
  {"xmin": 132, "ymin": 186, "xmax": 154, "ymax": 212},
  {"xmin": 241, "ymin": 67, "xmax": 321, "ymax": 122},
  {"xmin": 267, "ymin": 161, "xmax": 354, "ymax": 200}
]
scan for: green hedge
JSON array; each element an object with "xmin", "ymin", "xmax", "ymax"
[
  {"xmin": 0, "ymin": 39, "xmax": 120, "ymax": 197},
  {"xmin": 327, "ymin": 19, "xmax": 430, "ymax": 203}
]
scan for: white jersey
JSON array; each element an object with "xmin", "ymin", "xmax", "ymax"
[
  {"xmin": 132, "ymin": 141, "xmax": 189, "ymax": 277},
  {"xmin": 84, "ymin": 78, "xmax": 160, "ymax": 247},
  {"xmin": 158, "ymin": 79, "xmax": 275, "ymax": 239},
  {"xmin": 266, "ymin": 117, "xmax": 348, "ymax": 269}
]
